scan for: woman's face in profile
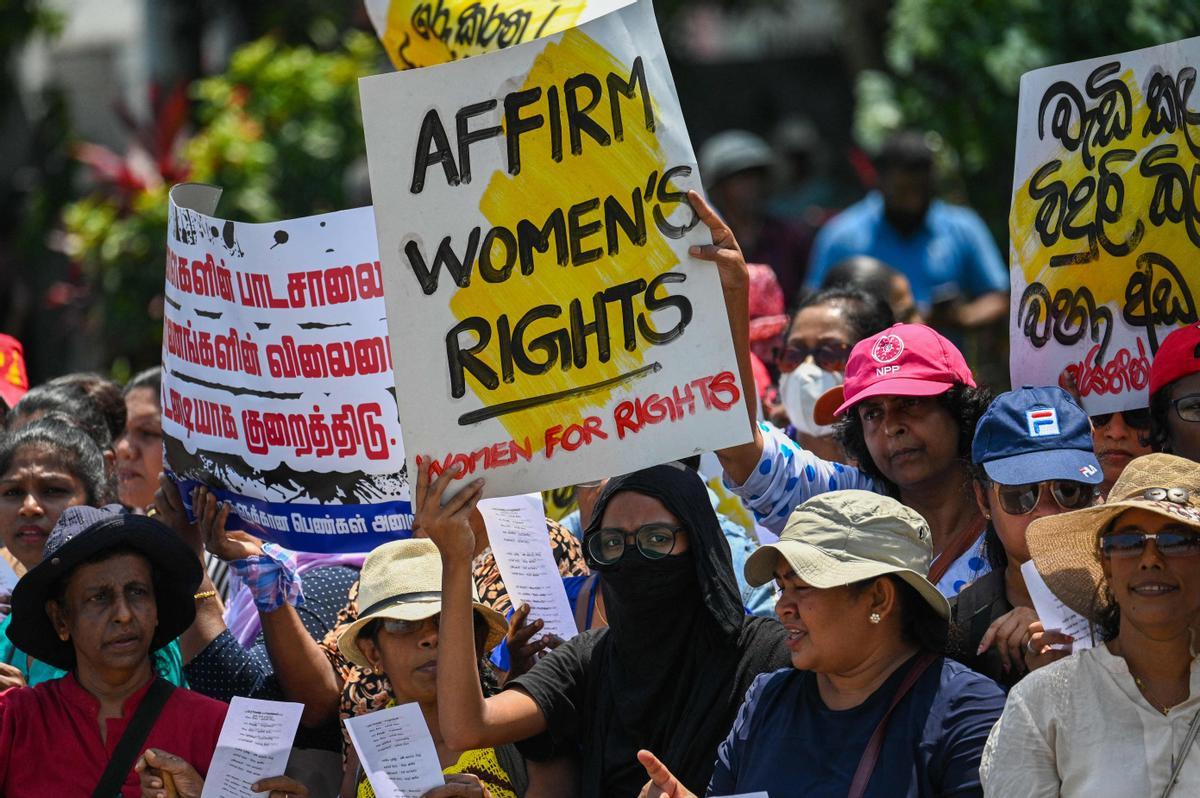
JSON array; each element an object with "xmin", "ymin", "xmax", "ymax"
[
  {"xmin": 1101, "ymin": 507, "xmax": 1200, "ymax": 637},
  {"xmin": 772, "ymin": 563, "xmax": 876, "ymax": 673}
]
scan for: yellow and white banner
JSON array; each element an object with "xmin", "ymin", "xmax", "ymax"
[
  {"xmin": 1009, "ymin": 37, "xmax": 1200, "ymax": 413},
  {"xmin": 360, "ymin": 0, "xmax": 750, "ymax": 498},
  {"xmin": 363, "ymin": 0, "xmax": 631, "ymax": 70}
]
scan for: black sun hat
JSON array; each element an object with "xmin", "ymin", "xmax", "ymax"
[{"xmin": 7, "ymin": 504, "xmax": 202, "ymax": 670}]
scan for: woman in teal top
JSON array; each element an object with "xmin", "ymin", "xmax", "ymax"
[{"xmin": 0, "ymin": 416, "xmax": 186, "ymax": 687}]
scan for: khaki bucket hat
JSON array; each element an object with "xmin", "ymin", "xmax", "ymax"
[
  {"xmin": 744, "ymin": 490, "xmax": 950, "ymax": 619},
  {"xmin": 1027, "ymin": 453, "xmax": 1200, "ymax": 620},
  {"xmin": 337, "ymin": 538, "xmax": 508, "ymax": 669}
]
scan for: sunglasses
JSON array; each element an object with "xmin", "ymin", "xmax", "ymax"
[
  {"xmin": 1169, "ymin": 393, "xmax": 1200, "ymax": 423},
  {"xmin": 1090, "ymin": 408, "xmax": 1153, "ymax": 430},
  {"xmin": 776, "ymin": 342, "xmax": 852, "ymax": 373},
  {"xmin": 1100, "ymin": 529, "xmax": 1200, "ymax": 559},
  {"xmin": 587, "ymin": 523, "xmax": 683, "ymax": 566},
  {"xmin": 994, "ymin": 480, "xmax": 1097, "ymax": 515},
  {"xmin": 373, "ymin": 612, "xmax": 486, "ymax": 636},
  {"xmin": 379, "ymin": 615, "xmax": 438, "ymax": 635}
]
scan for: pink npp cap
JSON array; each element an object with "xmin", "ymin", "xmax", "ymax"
[{"xmin": 819, "ymin": 324, "xmax": 976, "ymax": 421}]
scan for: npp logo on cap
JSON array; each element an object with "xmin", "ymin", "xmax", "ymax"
[
  {"xmin": 870, "ymin": 333, "xmax": 905, "ymax": 364},
  {"xmin": 1026, "ymin": 408, "xmax": 1061, "ymax": 437}
]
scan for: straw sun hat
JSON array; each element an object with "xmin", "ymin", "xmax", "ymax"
[
  {"xmin": 337, "ymin": 539, "xmax": 507, "ymax": 669},
  {"xmin": 1027, "ymin": 453, "xmax": 1200, "ymax": 620}
]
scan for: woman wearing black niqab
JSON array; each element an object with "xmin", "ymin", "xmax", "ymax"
[{"xmin": 416, "ymin": 460, "xmax": 789, "ymax": 798}]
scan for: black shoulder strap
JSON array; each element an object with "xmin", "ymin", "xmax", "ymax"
[{"xmin": 92, "ymin": 676, "xmax": 176, "ymax": 798}]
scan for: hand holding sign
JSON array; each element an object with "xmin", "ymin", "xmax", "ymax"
[
  {"xmin": 685, "ymin": 190, "xmax": 748, "ymax": 295},
  {"xmin": 414, "ymin": 458, "xmax": 485, "ymax": 564}
]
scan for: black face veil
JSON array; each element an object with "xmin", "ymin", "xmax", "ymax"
[{"xmin": 579, "ymin": 461, "xmax": 765, "ymax": 794}]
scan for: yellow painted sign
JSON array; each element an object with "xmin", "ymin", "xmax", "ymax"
[
  {"xmin": 1009, "ymin": 37, "xmax": 1200, "ymax": 413},
  {"xmin": 363, "ymin": 0, "xmax": 631, "ymax": 70},
  {"xmin": 360, "ymin": 0, "xmax": 750, "ymax": 498}
]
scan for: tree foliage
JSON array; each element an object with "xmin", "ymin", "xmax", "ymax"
[
  {"xmin": 59, "ymin": 31, "xmax": 382, "ymax": 377},
  {"xmin": 856, "ymin": 0, "xmax": 1200, "ymax": 236}
]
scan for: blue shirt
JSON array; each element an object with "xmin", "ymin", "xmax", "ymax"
[
  {"xmin": 707, "ymin": 657, "xmax": 1004, "ymax": 797},
  {"xmin": 806, "ymin": 192, "xmax": 1008, "ymax": 312}
]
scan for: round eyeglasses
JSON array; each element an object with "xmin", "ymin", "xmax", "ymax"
[{"xmin": 586, "ymin": 523, "xmax": 683, "ymax": 566}]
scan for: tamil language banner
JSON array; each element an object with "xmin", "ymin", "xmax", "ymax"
[
  {"xmin": 363, "ymin": 0, "xmax": 631, "ymax": 70},
  {"xmin": 1009, "ymin": 37, "xmax": 1200, "ymax": 413},
  {"xmin": 359, "ymin": 0, "xmax": 751, "ymax": 499},
  {"xmin": 162, "ymin": 184, "xmax": 411, "ymax": 552}
]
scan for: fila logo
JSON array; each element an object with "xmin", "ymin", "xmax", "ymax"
[{"xmin": 1026, "ymin": 408, "xmax": 1061, "ymax": 437}]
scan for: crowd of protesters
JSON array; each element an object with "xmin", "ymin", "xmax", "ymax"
[{"xmin": 0, "ymin": 125, "xmax": 1197, "ymax": 798}]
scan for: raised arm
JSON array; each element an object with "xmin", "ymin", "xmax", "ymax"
[
  {"xmin": 686, "ymin": 190, "xmax": 765, "ymax": 485},
  {"xmin": 414, "ymin": 460, "xmax": 547, "ymax": 751},
  {"xmin": 190, "ymin": 487, "xmax": 342, "ymax": 727}
]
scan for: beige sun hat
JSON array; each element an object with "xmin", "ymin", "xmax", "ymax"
[
  {"xmin": 744, "ymin": 490, "xmax": 950, "ymax": 619},
  {"xmin": 337, "ymin": 538, "xmax": 508, "ymax": 669},
  {"xmin": 1027, "ymin": 453, "xmax": 1200, "ymax": 620}
]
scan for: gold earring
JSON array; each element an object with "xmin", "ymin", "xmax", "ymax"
[{"xmin": 869, "ymin": 612, "xmax": 881, "ymax": 624}]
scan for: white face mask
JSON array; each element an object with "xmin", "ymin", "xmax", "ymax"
[{"xmin": 779, "ymin": 359, "xmax": 844, "ymax": 438}]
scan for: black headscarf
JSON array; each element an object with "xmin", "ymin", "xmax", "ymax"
[{"xmin": 576, "ymin": 463, "xmax": 786, "ymax": 795}]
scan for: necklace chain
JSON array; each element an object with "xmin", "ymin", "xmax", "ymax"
[{"xmin": 1133, "ymin": 674, "xmax": 1173, "ymax": 715}]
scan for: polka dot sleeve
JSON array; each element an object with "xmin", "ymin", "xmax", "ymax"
[{"xmin": 724, "ymin": 421, "xmax": 879, "ymax": 534}]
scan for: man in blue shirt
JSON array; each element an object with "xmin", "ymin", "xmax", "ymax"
[{"xmin": 807, "ymin": 131, "xmax": 1008, "ymax": 328}]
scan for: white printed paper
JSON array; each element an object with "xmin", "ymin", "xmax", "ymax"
[
  {"xmin": 200, "ymin": 697, "xmax": 303, "ymax": 798},
  {"xmin": 478, "ymin": 493, "xmax": 578, "ymax": 642},
  {"xmin": 344, "ymin": 703, "xmax": 445, "ymax": 798},
  {"xmin": 1021, "ymin": 559, "xmax": 1096, "ymax": 650}
]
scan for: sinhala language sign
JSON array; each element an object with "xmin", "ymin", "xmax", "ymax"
[
  {"xmin": 162, "ymin": 184, "xmax": 411, "ymax": 552},
  {"xmin": 1009, "ymin": 37, "xmax": 1200, "ymax": 413},
  {"xmin": 363, "ymin": 0, "xmax": 631, "ymax": 70},
  {"xmin": 360, "ymin": 0, "xmax": 751, "ymax": 498}
]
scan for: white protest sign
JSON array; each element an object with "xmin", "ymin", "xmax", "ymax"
[
  {"xmin": 363, "ymin": 0, "xmax": 633, "ymax": 70},
  {"xmin": 163, "ymin": 184, "xmax": 412, "ymax": 552},
  {"xmin": 345, "ymin": 703, "xmax": 445, "ymax": 798},
  {"xmin": 1021, "ymin": 560, "xmax": 1096, "ymax": 650},
  {"xmin": 360, "ymin": 0, "xmax": 751, "ymax": 499},
  {"xmin": 1009, "ymin": 37, "xmax": 1200, "ymax": 413},
  {"xmin": 478, "ymin": 493, "xmax": 578, "ymax": 641},
  {"xmin": 200, "ymin": 697, "xmax": 303, "ymax": 798}
]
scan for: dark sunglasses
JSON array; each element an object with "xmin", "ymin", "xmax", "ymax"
[
  {"xmin": 1090, "ymin": 408, "xmax": 1153, "ymax": 430},
  {"xmin": 994, "ymin": 480, "xmax": 1097, "ymax": 515},
  {"xmin": 777, "ymin": 341, "xmax": 852, "ymax": 373},
  {"xmin": 587, "ymin": 523, "xmax": 683, "ymax": 566},
  {"xmin": 1169, "ymin": 393, "xmax": 1200, "ymax": 423},
  {"xmin": 1100, "ymin": 529, "xmax": 1200, "ymax": 559}
]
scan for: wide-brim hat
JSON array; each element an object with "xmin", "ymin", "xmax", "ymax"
[
  {"xmin": 338, "ymin": 538, "xmax": 507, "ymax": 670},
  {"xmin": 8, "ymin": 505, "xmax": 202, "ymax": 670},
  {"xmin": 1027, "ymin": 453, "xmax": 1200, "ymax": 620},
  {"xmin": 744, "ymin": 490, "xmax": 950, "ymax": 620}
]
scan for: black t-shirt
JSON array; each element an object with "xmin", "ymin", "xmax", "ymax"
[{"xmin": 507, "ymin": 617, "xmax": 789, "ymax": 798}]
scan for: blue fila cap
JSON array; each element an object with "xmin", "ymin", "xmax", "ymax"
[{"xmin": 971, "ymin": 386, "xmax": 1103, "ymax": 486}]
